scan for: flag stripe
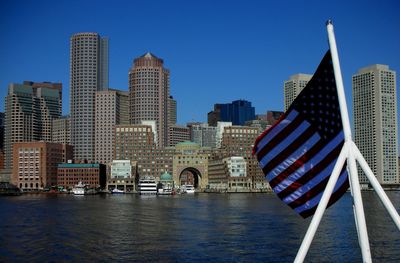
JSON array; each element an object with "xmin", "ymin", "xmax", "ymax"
[
  {"xmin": 298, "ymin": 170, "xmax": 349, "ymax": 218},
  {"xmin": 270, "ymin": 131, "xmax": 344, "ymax": 191},
  {"xmin": 283, "ymin": 158, "xmax": 337, "ymax": 204},
  {"xmin": 259, "ymin": 120, "xmax": 311, "ymax": 169},
  {"xmin": 256, "ymin": 111, "xmax": 303, "ymax": 159},
  {"xmin": 265, "ymin": 132, "xmax": 320, "ymax": 182},
  {"xmin": 287, "ymin": 165, "xmax": 347, "ymax": 209},
  {"xmin": 275, "ymin": 140, "xmax": 344, "ymax": 199},
  {"xmin": 254, "ymin": 110, "xmax": 298, "ymax": 155},
  {"xmin": 294, "ymin": 168, "xmax": 348, "ymax": 214}
]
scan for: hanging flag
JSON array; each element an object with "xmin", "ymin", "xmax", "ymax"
[{"xmin": 253, "ymin": 50, "xmax": 349, "ymax": 218}]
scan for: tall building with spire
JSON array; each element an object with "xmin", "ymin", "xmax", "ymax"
[
  {"xmin": 284, "ymin": 74, "xmax": 312, "ymax": 111},
  {"xmin": 129, "ymin": 52, "xmax": 170, "ymax": 148},
  {"xmin": 353, "ymin": 64, "xmax": 399, "ymax": 184},
  {"xmin": 70, "ymin": 32, "xmax": 109, "ymax": 161}
]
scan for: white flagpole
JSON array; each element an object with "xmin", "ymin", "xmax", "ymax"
[
  {"xmin": 352, "ymin": 141, "xmax": 400, "ymax": 230},
  {"xmin": 326, "ymin": 20, "xmax": 372, "ymax": 262},
  {"xmin": 294, "ymin": 146, "xmax": 348, "ymax": 263}
]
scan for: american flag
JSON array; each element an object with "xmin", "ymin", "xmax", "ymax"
[{"xmin": 253, "ymin": 51, "xmax": 349, "ymax": 218}]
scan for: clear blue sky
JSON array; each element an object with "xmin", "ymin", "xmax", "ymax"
[{"xmin": 1, "ymin": 0, "xmax": 399, "ymax": 130}]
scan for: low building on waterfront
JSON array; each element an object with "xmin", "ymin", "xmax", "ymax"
[
  {"xmin": 107, "ymin": 160, "xmax": 136, "ymax": 192},
  {"xmin": 57, "ymin": 163, "xmax": 106, "ymax": 189},
  {"xmin": 208, "ymin": 156, "xmax": 251, "ymax": 192},
  {"xmin": 12, "ymin": 142, "xmax": 73, "ymax": 191}
]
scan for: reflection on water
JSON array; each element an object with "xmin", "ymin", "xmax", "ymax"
[{"xmin": 0, "ymin": 192, "xmax": 399, "ymax": 262}]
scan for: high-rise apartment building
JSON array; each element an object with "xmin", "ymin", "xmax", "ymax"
[
  {"xmin": 52, "ymin": 115, "xmax": 71, "ymax": 145},
  {"xmin": 4, "ymin": 82, "xmax": 61, "ymax": 169},
  {"xmin": 95, "ymin": 89, "xmax": 129, "ymax": 164},
  {"xmin": 129, "ymin": 52, "xmax": 170, "ymax": 147},
  {"xmin": 352, "ymin": 64, "xmax": 399, "ymax": 184},
  {"xmin": 70, "ymin": 32, "xmax": 109, "ymax": 162},
  {"xmin": 284, "ymin": 74, "xmax": 312, "ymax": 111}
]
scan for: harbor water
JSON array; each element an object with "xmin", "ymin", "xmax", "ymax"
[{"xmin": 0, "ymin": 192, "xmax": 399, "ymax": 262}]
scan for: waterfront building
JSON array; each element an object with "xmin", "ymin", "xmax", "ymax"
[
  {"xmin": 52, "ymin": 115, "xmax": 70, "ymax": 145},
  {"xmin": 352, "ymin": 64, "xmax": 399, "ymax": 184},
  {"xmin": 12, "ymin": 142, "xmax": 73, "ymax": 191},
  {"xmin": 216, "ymin": 122, "xmax": 232, "ymax": 148},
  {"xmin": 57, "ymin": 163, "xmax": 106, "ymax": 189},
  {"xmin": 189, "ymin": 123, "xmax": 217, "ymax": 148},
  {"xmin": 70, "ymin": 32, "xmax": 109, "ymax": 162},
  {"xmin": 114, "ymin": 124, "xmax": 174, "ymax": 179},
  {"xmin": 95, "ymin": 89, "xmax": 129, "ymax": 164},
  {"xmin": 172, "ymin": 141, "xmax": 209, "ymax": 189},
  {"xmin": 208, "ymin": 100, "xmax": 255, "ymax": 126},
  {"xmin": 107, "ymin": 160, "xmax": 136, "ymax": 192},
  {"xmin": 4, "ymin": 81, "xmax": 61, "ymax": 169},
  {"xmin": 208, "ymin": 156, "xmax": 251, "ymax": 192},
  {"xmin": 284, "ymin": 73, "xmax": 312, "ymax": 111},
  {"xmin": 214, "ymin": 125, "xmax": 267, "ymax": 190},
  {"xmin": 129, "ymin": 52, "xmax": 170, "ymax": 148},
  {"xmin": 167, "ymin": 125, "xmax": 190, "ymax": 147}
]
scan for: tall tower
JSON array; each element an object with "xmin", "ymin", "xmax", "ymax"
[
  {"xmin": 95, "ymin": 89, "xmax": 129, "ymax": 164},
  {"xmin": 70, "ymin": 32, "xmax": 109, "ymax": 161},
  {"xmin": 353, "ymin": 64, "xmax": 399, "ymax": 184},
  {"xmin": 4, "ymin": 82, "xmax": 61, "ymax": 169},
  {"xmin": 129, "ymin": 52, "xmax": 170, "ymax": 148},
  {"xmin": 284, "ymin": 74, "xmax": 312, "ymax": 111}
]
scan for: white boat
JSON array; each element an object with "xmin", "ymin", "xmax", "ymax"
[
  {"xmin": 182, "ymin": 184, "xmax": 195, "ymax": 194},
  {"xmin": 72, "ymin": 181, "xmax": 86, "ymax": 195},
  {"xmin": 138, "ymin": 176, "xmax": 157, "ymax": 195},
  {"xmin": 111, "ymin": 188, "xmax": 125, "ymax": 194}
]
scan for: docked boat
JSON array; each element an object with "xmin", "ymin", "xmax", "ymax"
[
  {"xmin": 72, "ymin": 181, "xmax": 85, "ymax": 195},
  {"xmin": 72, "ymin": 182, "xmax": 98, "ymax": 195},
  {"xmin": 182, "ymin": 184, "xmax": 195, "ymax": 194},
  {"xmin": 111, "ymin": 188, "xmax": 125, "ymax": 194},
  {"xmin": 138, "ymin": 176, "xmax": 157, "ymax": 195}
]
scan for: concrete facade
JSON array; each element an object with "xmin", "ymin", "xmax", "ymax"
[
  {"xmin": 353, "ymin": 64, "xmax": 399, "ymax": 184},
  {"xmin": 70, "ymin": 32, "xmax": 109, "ymax": 162}
]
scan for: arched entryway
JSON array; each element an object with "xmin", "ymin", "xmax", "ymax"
[{"xmin": 179, "ymin": 167, "xmax": 202, "ymax": 188}]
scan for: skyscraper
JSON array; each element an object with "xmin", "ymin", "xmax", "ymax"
[
  {"xmin": 4, "ymin": 81, "xmax": 61, "ymax": 169},
  {"xmin": 284, "ymin": 74, "xmax": 312, "ymax": 111},
  {"xmin": 70, "ymin": 32, "xmax": 109, "ymax": 161},
  {"xmin": 52, "ymin": 115, "xmax": 71, "ymax": 145},
  {"xmin": 95, "ymin": 89, "xmax": 129, "ymax": 164},
  {"xmin": 129, "ymin": 52, "xmax": 170, "ymax": 147},
  {"xmin": 353, "ymin": 64, "xmax": 399, "ymax": 184}
]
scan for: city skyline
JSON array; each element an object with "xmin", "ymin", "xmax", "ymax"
[{"xmin": 0, "ymin": 0, "xmax": 399, "ymax": 130}]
